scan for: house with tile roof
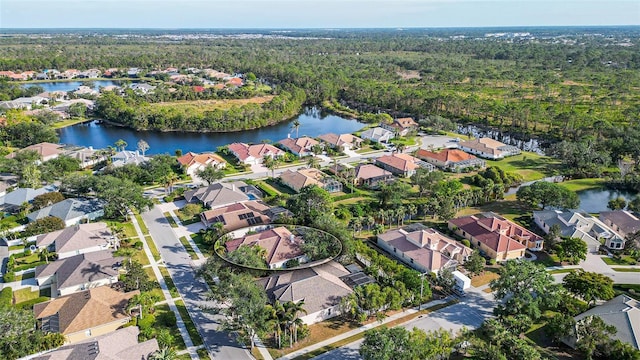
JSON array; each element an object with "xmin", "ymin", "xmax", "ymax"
[
  {"xmin": 278, "ymin": 137, "xmax": 319, "ymax": 157},
  {"xmin": 200, "ymin": 200, "xmax": 272, "ymax": 229},
  {"xmin": 449, "ymin": 212, "xmax": 543, "ymax": 261},
  {"xmin": 360, "ymin": 127, "xmax": 394, "ymax": 143},
  {"xmin": 27, "ymin": 198, "xmax": 105, "ymax": 227},
  {"xmin": 375, "ymin": 153, "xmax": 433, "ymax": 177},
  {"xmin": 353, "ymin": 164, "xmax": 394, "ymax": 188},
  {"xmin": 279, "ymin": 168, "xmax": 343, "ymax": 193},
  {"xmin": 35, "ymin": 250, "xmax": 122, "ymax": 297},
  {"xmin": 534, "ymin": 210, "xmax": 625, "ymax": 251},
  {"xmin": 381, "ymin": 117, "xmax": 419, "ymax": 136},
  {"xmin": 317, "ymin": 133, "xmax": 363, "ymax": 151},
  {"xmin": 225, "ymin": 226, "xmax": 307, "ymax": 269},
  {"xmin": 184, "ymin": 181, "xmax": 257, "ymax": 209},
  {"xmin": 377, "ymin": 224, "xmax": 472, "ymax": 274},
  {"xmin": 257, "ymin": 261, "xmax": 354, "ymax": 324},
  {"xmin": 177, "ymin": 152, "xmax": 226, "ymax": 178},
  {"xmin": 458, "ymin": 138, "xmax": 521, "ymax": 160},
  {"xmin": 415, "ymin": 148, "xmax": 486, "ymax": 171},
  {"xmin": 34, "ymin": 286, "xmax": 138, "ymax": 344},
  {"xmin": 564, "ymin": 295, "xmax": 640, "ymax": 350},
  {"xmin": 6, "ymin": 142, "xmax": 65, "ymax": 162},
  {"xmin": 600, "ymin": 210, "xmax": 640, "ymax": 239},
  {"xmin": 32, "ymin": 326, "xmax": 159, "ymax": 360},
  {"xmin": 35, "ymin": 222, "xmax": 116, "ymax": 260},
  {"xmin": 227, "ymin": 142, "xmax": 284, "ymax": 165}
]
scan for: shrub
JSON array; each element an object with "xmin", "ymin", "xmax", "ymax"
[
  {"xmin": 0, "ymin": 287, "xmax": 13, "ymax": 306},
  {"xmin": 489, "ymin": 259, "xmax": 497, "ymax": 265},
  {"xmin": 3, "ymin": 272, "xmax": 15, "ymax": 283},
  {"xmin": 157, "ymin": 311, "xmax": 177, "ymax": 327},
  {"xmin": 461, "ymin": 239, "xmax": 471, "ymax": 247},
  {"xmin": 137, "ymin": 314, "xmax": 156, "ymax": 331},
  {"xmin": 133, "ymin": 241, "xmax": 143, "ymax": 250}
]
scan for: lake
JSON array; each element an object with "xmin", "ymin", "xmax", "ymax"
[
  {"xmin": 577, "ymin": 188, "xmax": 637, "ymax": 213},
  {"xmin": 58, "ymin": 107, "xmax": 366, "ymax": 154},
  {"xmin": 24, "ymin": 80, "xmax": 121, "ymax": 92}
]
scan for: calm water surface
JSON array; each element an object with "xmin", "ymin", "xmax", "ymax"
[
  {"xmin": 24, "ymin": 80, "xmax": 122, "ymax": 92},
  {"xmin": 58, "ymin": 107, "xmax": 365, "ymax": 154},
  {"xmin": 577, "ymin": 188, "xmax": 637, "ymax": 213}
]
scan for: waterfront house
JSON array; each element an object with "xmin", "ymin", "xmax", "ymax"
[
  {"xmin": 35, "ymin": 222, "xmax": 116, "ymax": 260},
  {"xmin": 415, "ymin": 148, "xmax": 486, "ymax": 171},
  {"xmin": 34, "ymin": 286, "xmax": 139, "ymax": 344},
  {"xmin": 177, "ymin": 152, "xmax": 227, "ymax": 178},
  {"xmin": 127, "ymin": 68, "xmax": 141, "ymax": 77},
  {"xmin": 278, "ymin": 136, "xmax": 319, "ymax": 157},
  {"xmin": 225, "ymin": 226, "xmax": 307, "ymax": 269},
  {"xmin": 110, "ymin": 150, "xmax": 150, "ymax": 167},
  {"xmin": 31, "ymin": 327, "xmax": 159, "ymax": 360},
  {"xmin": 360, "ymin": 127, "xmax": 394, "ymax": 143},
  {"xmin": 534, "ymin": 209, "xmax": 625, "ymax": 251},
  {"xmin": 458, "ymin": 138, "xmax": 521, "ymax": 160},
  {"xmin": 599, "ymin": 210, "xmax": 640, "ymax": 239},
  {"xmin": 377, "ymin": 224, "xmax": 472, "ymax": 274},
  {"xmin": 279, "ymin": 168, "xmax": 343, "ymax": 193},
  {"xmin": 257, "ymin": 261, "xmax": 354, "ymax": 324},
  {"xmin": 317, "ymin": 133, "xmax": 363, "ymax": 151},
  {"xmin": 353, "ymin": 164, "xmax": 394, "ymax": 188},
  {"xmin": 227, "ymin": 142, "xmax": 284, "ymax": 165},
  {"xmin": 375, "ymin": 153, "xmax": 432, "ymax": 178},
  {"xmin": 27, "ymin": 198, "xmax": 105, "ymax": 227},
  {"xmin": 381, "ymin": 117, "xmax": 419, "ymax": 136},
  {"xmin": 35, "ymin": 251, "xmax": 121, "ymax": 297},
  {"xmin": 449, "ymin": 212, "xmax": 542, "ymax": 260}
]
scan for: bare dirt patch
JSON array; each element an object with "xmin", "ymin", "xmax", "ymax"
[{"xmin": 397, "ymin": 70, "xmax": 421, "ymax": 80}]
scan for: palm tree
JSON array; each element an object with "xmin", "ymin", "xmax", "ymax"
[
  {"xmin": 163, "ymin": 172, "xmax": 179, "ymax": 194},
  {"xmin": 39, "ymin": 248, "xmax": 53, "ymax": 264},
  {"xmin": 150, "ymin": 347, "xmax": 178, "ymax": 360},
  {"xmin": 267, "ymin": 300, "xmax": 286, "ymax": 348},
  {"xmin": 306, "ymin": 156, "xmax": 320, "ymax": 169},
  {"xmin": 377, "ymin": 209, "xmax": 386, "ymax": 227},
  {"xmin": 284, "ymin": 301, "xmax": 307, "ymax": 345},
  {"xmin": 406, "ymin": 204, "xmax": 417, "ymax": 222},
  {"xmin": 386, "ymin": 209, "xmax": 395, "ymax": 229},
  {"xmin": 114, "ymin": 139, "xmax": 128, "ymax": 152},
  {"xmin": 292, "ymin": 119, "xmax": 301, "ymax": 138},
  {"xmin": 366, "ymin": 216, "xmax": 375, "ymax": 231},
  {"xmin": 127, "ymin": 292, "xmax": 160, "ymax": 318},
  {"xmin": 396, "ymin": 206, "xmax": 406, "ymax": 227}
]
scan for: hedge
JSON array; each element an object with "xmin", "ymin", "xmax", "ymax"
[{"xmin": 0, "ymin": 287, "xmax": 13, "ymax": 306}]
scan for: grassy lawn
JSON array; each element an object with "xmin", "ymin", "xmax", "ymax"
[
  {"xmin": 255, "ymin": 180, "xmax": 281, "ymax": 197},
  {"xmin": 131, "ymin": 246, "xmax": 151, "ymax": 266},
  {"xmin": 163, "ymin": 212, "xmax": 179, "ymax": 228},
  {"xmin": 14, "ymin": 252, "xmax": 47, "ymax": 271},
  {"xmin": 612, "ymin": 267, "xmax": 640, "ymax": 272},
  {"xmin": 14, "ymin": 271, "xmax": 35, "ymax": 282},
  {"xmin": 535, "ymin": 252, "xmax": 561, "ymax": 267},
  {"xmin": 51, "ymin": 117, "xmax": 90, "ymax": 129},
  {"xmin": 265, "ymin": 178, "xmax": 297, "ymax": 195},
  {"xmin": 8, "ymin": 245, "xmax": 24, "ymax": 251},
  {"xmin": 602, "ymin": 255, "xmax": 637, "ymax": 266},
  {"xmin": 174, "ymin": 206, "xmax": 202, "ymax": 224},
  {"xmin": 547, "ymin": 268, "xmax": 577, "ymax": 274},
  {"xmin": 135, "ymin": 215, "xmax": 149, "ymax": 235},
  {"xmin": 153, "ymin": 304, "xmax": 187, "ymax": 351},
  {"xmin": 335, "ymin": 196, "xmax": 373, "ymax": 206},
  {"xmin": 456, "ymin": 199, "xmax": 531, "ymax": 223},
  {"xmin": 144, "ymin": 235, "xmax": 162, "ymax": 261},
  {"xmin": 558, "ymin": 178, "xmax": 605, "ymax": 192},
  {"xmin": 159, "ymin": 266, "xmax": 180, "ymax": 299},
  {"xmin": 470, "ymin": 269, "xmax": 500, "ymax": 287},
  {"xmin": 614, "ymin": 284, "xmax": 640, "ymax": 300},
  {"xmin": 0, "ymin": 215, "xmax": 26, "ymax": 229},
  {"xmin": 175, "ymin": 299, "xmax": 204, "ymax": 346},
  {"xmin": 13, "ymin": 287, "xmax": 50, "ymax": 308},
  {"xmin": 190, "ymin": 233, "xmax": 211, "ymax": 256},
  {"xmin": 179, "ymin": 236, "xmax": 198, "ymax": 260},
  {"xmin": 485, "ymin": 152, "xmax": 560, "ymax": 182},
  {"xmin": 107, "ymin": 220, "xmax": 138, "ymax": 238}
]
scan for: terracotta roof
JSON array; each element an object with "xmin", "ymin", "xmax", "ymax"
[
  {"xmin": 449, "ymin": 215, "xmax": 532, "ymax": 254},
  {"xmin": 6, "ymin": 142, "xmax": 64, "ymax": 160},
  {"xmin": 278, "ymin": 137, "xmax": 319, "ymax": 154},
  {"xmin": 200, "ymin": 200, "xmax": 271, "ymax": 230},
  {"xmin": 228, "ymin": 143, "xmax": 283, "ymax": 161},
  {"xmin": 354, "ymin": 164, "xmax": 392, "ymax": 180},
  {"xmin": 226, "ymin": 226, "xmax": 303, "ymax": 266},
  {"xmin": 36, "ymin": 222, "xmax": 113, "ymax": 254},
  {"xmin": 177, "ymin": 152, "xmax": 225, "ymax": 168},
  {"xmin": 34, "ymin": 287, "xmax": 138, "ymax": 335},
  {"xmin": 375, "ymin": 153, "xmax": 420, "ymax": 172},
  {"xmin": 416, "ymin": 148, "xmax": 477, "ymax": 163},
  {"xmin": 279, "ymin": 168, "xmax": 325, "ymax": 192},
  {"xmin": 317, "ymin": 133, "xmax": 362, "ymax": 147},
  {"xmin": 459, "ymin": 138, "xmax": 508, "ymax": 156},
  {"xmin": 393, "ymin": 117, "xmax": 418, "ymax": 128}
]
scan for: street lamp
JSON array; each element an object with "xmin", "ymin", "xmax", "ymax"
[{"xmin": 419, "ymin": 271, "xmax": 427, "ymax": 311}]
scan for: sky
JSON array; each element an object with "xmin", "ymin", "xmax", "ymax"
[{"xmin": 1, "ymin": 0, "xmax": 638, "ymax": 29}]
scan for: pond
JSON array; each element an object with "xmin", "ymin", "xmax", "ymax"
[
  {"xmin": 58, "ymin": 107, "xmax": 366, "ymax": 155},
  {"xmin": 23, "ymin": 80, "xmax": 122, "ymax": 92},
  {"xmin": 577, "ymin": 188, "xmax": 637, "ymax": 213}
]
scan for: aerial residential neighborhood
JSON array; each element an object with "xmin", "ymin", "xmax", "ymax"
[{"xmin": 0, "ymin": 15, "xmax": 639, "ymax": 360}]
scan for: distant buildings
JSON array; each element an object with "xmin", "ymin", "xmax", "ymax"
[
  {"xmin": 416, "ymin": 148, "xmax": 485, "ymax": 172},
  {"xmin": 360, "ymin": 127, "xmax": 394, "ymax": 143},
  {"xmin": 375, "ymin": 153, "xmax": 432, "ymax": 178},
  {"xmin": 458, "ymin": 138, "xmax": 521, "ymax": 160},
  {"xmin": 381, "ymin": 117, "xmax": 418, "ymax": 137}
]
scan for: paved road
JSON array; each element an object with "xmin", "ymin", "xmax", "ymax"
[
  {"xmin": 142, "ymin": 206, "xmax": 252, "ymax": 360},
  {"xmin": 312, "ymin": 288, "xmax": 494, "ymax": 360}
]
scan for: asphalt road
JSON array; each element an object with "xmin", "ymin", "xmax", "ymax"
[{"xmin": 141, "ymin": 206, "xmax": 252, "ymax": 360}]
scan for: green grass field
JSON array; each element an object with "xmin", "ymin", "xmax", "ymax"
[
  {"xmin": 485, "ymin": 152, "xmax": 561, "ymax": 182},
  {"xmin": 558, "ymin": 178, "xmax": 605, "ymax": 192}
]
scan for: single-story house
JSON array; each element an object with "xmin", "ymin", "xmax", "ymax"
[
  {"xmin": 278, "ymin": 137, "xmax": 319, "ymax": 157},
  {"xmin": 177, "ymin": 152, "xmax": 227, "ymax": 178},
  {"xmin": 257, "ymin": 261, "xmax": 354, "ymax": 324},
  {"xmin": 62, "ymin": 146, "xmax": 106, "ymax": 169},
  {"xmin": 200, "ymin": 200, "xmax": 271, "ymax": 229},
  {"xmin": 110, "ymin": 150, "xmax": 150, "ymax": 168},
  {"xmin": 564, "ymin": 295, "xmax": 640, "ymax": 350},
  {"xmin": 129, "ymin": 83, "xmax": 156, "ymax": 94},
  {"xmin": 279, "ymin": 168, "xmax": 343, "ymax": 193},
  {"xmin": 35, "ymin": 222, "xmax": 116, "ymax": 259},
  {"xmin": 31, "ymin": 326, "xmax": 159, "ymax": 360},
  {"xmin": 353, "ymin": 164, "xmax": 394, "ymax": 188},
  {"xmin": 35, "ymin": 250, "xmax": 121, "ymax": 297},
  {"xmin": 0, "ymin": 185, "xmax": 53, "ymax": 213},
  {"xmin": 449, "ymin": 212, "xmax": 543, "ymax": 260},
  {"xmin": 34, "ymin": 286, "xmax": 139, "ymax": 344},
  {"xmin": 381, "ymin": 117, "xmax": 419, "ymax": 136},
  {"xmin": 184, "ymin": 181, "xmax": 257, "ymax": 209},
  {"xmin": 227, "ymin": 142, "xmax": 284, "ymax": 165},
  {"xmin": 27, "ymin": 198, "xmax": 105, "ymax": 227},
  {"xmin": 377, "ymin": 224, "xmax": 472, "ymax": 274},
  {"xmin": 415, "ymin": 148, "xmax": 486, "ymax": 171},
  {"xmin": 6, "ymin": 142, "xmax": 65, "ymax": 162},
  {"xmin": 225, "ymin": 226, "xmax": 307, "ymax": 269},
  {"xmin": 375, "ymin": 153, "xmax": 433, "ymax": 178},
  {"xmin": 599, "ymin": 210, "xmax": 640, "ymax": 239},
  {"xmin": 317, "ymin": 133, "xmax": 363, "ymax": 151},
  {"xmin": 360, "ymin": 127, "xmax": 394, "ymax": 143},
  {"xmin": 534, "ymin": 210, "xmax": 624, "ymax": 251},
  {"xmin": 127, "ymin": 68, "xmax": 141, "ymax": 77},
  {"xmin": 458, "ymin": 138, "xmax": 521, "ymax": 160}
]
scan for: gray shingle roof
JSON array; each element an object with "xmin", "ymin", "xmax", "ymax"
[
  {"xmin": 35, "ymin": 250, "xmax": 121, "ymax": 290},
  {"xmin": 575, "ymin": 295, "xmax": 640, "ymax": 349},
  {"xmin": 184, "ymin": 182, "xmax": 249, "ymax": 208},
  {"xmin": 0, "ymin": 186, "xmax": 51, "ymax": 207},
  {"xmin": 27, "ymin": 198, "xmax": 104, "ymax": 223}
]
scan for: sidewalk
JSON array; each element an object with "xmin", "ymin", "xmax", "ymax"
[
  {"xmin": 130, "ymin": 212, "xmax": 199, "ymax": 360},
  {"xmin": 276, "ymin": 298, "xmax": 450, "ymax": 360}
]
